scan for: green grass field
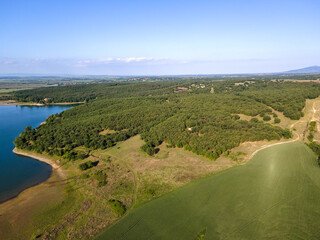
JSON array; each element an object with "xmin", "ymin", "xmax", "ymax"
[{"xmin": 97, "ymin": 142, "xmax": 320, "ymax": 240}]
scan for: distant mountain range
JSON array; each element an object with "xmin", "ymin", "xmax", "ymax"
[{"xmin": 284, "ymin": 66, "xmax": 320, "ymax": 74}]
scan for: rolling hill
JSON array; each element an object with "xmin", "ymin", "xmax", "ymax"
[{"xmin": 285, "ymin": 66, "xmax": 320, "ymax": 74}]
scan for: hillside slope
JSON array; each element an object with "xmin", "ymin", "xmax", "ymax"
[
  {"xmin": 285, "ymin": 66, "xmax": 320, "ymax": 74},
  {"xmin": 97, "ymin": 142, "xmax": 320, "ymax": 240}
]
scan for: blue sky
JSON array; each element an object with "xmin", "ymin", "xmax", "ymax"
[{"xmin": 0, "ymin": 0, "xmax": 319, "ymax": 75}]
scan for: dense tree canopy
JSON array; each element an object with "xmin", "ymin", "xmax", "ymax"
[
  {"xmin": 236, "ymin": 83, "xmax": 320, "ymax": 119},
  {"xmin": 14, "ymin": 80, "xmax": 320, "ymax": 160},
  {"xmin": 11, "ymin": 82, "xmax": 181, "ymax": 103}
]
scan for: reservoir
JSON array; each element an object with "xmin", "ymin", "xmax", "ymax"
[{"xmin": 0, "ymin": 105, "xmax": 72, "ymax": 203}]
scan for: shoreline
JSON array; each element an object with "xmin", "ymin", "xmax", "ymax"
[
  {"xmin": 0, "ymin": 148, "xmax": 66, "ymax": 205},
  {"xmin": 0, "ymin": 155, "xmax": 66, "ymax": 239},
  {"xmin": 12, "ymin": 148, "xmax": 65, "ymax": 179},
  {"xmin": 0, "ymin": 100, "xmax": 83, "ymax": 106}
]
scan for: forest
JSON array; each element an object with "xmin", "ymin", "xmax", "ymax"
[
  {"xmin": 14, "ymin": 80, "xmax": 320, "ymax": 160},
  {"xmin": 9, "ymin": 82, "xmax": 181, "ymax": 103}
]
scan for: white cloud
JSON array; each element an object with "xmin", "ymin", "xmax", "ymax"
[
  {"xmin": 75, "ymin": 57, "xmax": 161, "ymax": 67},
  {"xmin": 2, "ymin": 56, "xmax": 311, "ymax": 75},
  {"xmin": 0, "ymin": 58, "xmax": 16, "ymax": 65}
]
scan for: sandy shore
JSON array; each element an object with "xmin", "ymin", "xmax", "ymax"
[
  {"xmin": 13, "ymin": 148, "xmax": 65, "ymax": 179},
  {"xmin": 0, "ymin": 100, "xmax": 43, "ymax": 106},
  {"xmin": 0, "ymin": 100, "xmax": 83, "ymax": 106},
  {"xmin": 0, "ymin": 151, "xmax": 66, "ymax": 239}
]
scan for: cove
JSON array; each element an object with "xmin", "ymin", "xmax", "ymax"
[{"xmin": 0, "ymin": 104, "xmax": 72, "ymax": 203}]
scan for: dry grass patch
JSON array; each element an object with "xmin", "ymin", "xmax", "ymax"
[
  {"xmin": 93, "ymin": 135, "xmax": 235, "ymax": 205},
  {"xmin": 99, "ymin": 129, "xmax": 117, "ymax": 135}
]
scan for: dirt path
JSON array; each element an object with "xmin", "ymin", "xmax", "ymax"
[
  {"xmin": 290, "ymin": 120, "xmax": 306, "ymax": 129},
  {"xmin": 313, "ymin": 102, "xmax": 320, "ymax": 132},
  {"xmin": 311, "ymin": 102, "xmax": 317, "ymax": 122},
  {"xmin": 250, "ymin": 137, "xmax": 298, "ymax": 159}
]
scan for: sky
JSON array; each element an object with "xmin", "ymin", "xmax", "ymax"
[{"xmin": 0, "ymin": 0, "xmax": 320, "ymax": 75}]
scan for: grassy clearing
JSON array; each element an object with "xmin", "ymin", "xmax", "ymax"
[
  {"xmin": 99, "ymin": 129, "xmax": 117, "ymax": 135},
  {"xmin": 97, "ymin": 142, "xmax": 320, "ymax": 240},
  {"xmin": 99, "ymin": 129, "xmax": 128, "ymax": 135},
  {"xmin": 97, "ymin": 135, "xmax": 234, "ymax": 205}
]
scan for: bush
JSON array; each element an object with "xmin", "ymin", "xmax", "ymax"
[
  {"xmin": 108, "ymin": 199, "xmax": 126, "ymax": 216},
  {"xmin": 282, "ymin": 129, "xmax": 292, "ymax": 139},
  {"xmin": 98, "ymin": 180, "xmax": 107, "ymax": 187},
  {"xmin": 310, "ymin": 121, "xmax": 316, "ymax": 131},
  {"xmin": 274, "ymin": 118, "xmax": 281, "ymax": 124},
  {"xmin": 263, "ymin": 115, "xmax": 271, "ymax": 121},
  {"xmin": 145, "ymin": 188, "xmax": 156, "ymax": 197},
  {"xmin": 231, "ymin": 114, "xmax": 240, "ymax": 120},
  {"xmin": 92, "ymin": 170, "xmax": 107, "ymax": 186},
  {"xmin": 308, "ymin": 142, "xmax": 320, "ymax": 155},
  {"xmin": 307, "ymin": 142, "xmax": 320, "ymax": 166},
  {"xmin": 307, "ymin": 133, "xmax": 314, "ymax": 142},
  {"xmin": 78, "ymin": 160, "xmax": 94, "ymax": 171},
  {"xmin": 81, "ymin": 173, "xmax": 90, "ymax": 179},
  {"xmin": 141, "ymin": 143, "xmax": 156, "ymax": 155},
  {"xmin": 250, "ymin": 118, "xmax": 259, "ymax": 123}
]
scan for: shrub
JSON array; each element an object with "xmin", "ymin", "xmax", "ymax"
[
  {"xmin": 250, "ymin": 118, "xmax": 259, "ymax": 123},
  {"xmin": 146, "ymin": 188, "xmax": 156, "ymax": 197},
  {"xmin": 308, "ymin": 142, "xmax": 320, "ymax": 155},
  {"xmin": 92, "ymin": 170, "xmax": 107, "ymax": 186},
  {"xmin": 141, "ymin": 143, "xmax": 156, "ymax": 155},
  {"xmin": 98, "ymin": 180, "xmax": 107, "ymax": 187},
  {"xmin": 231, "ymin": 114, "xmax": 240, "ymax": 120},
  {"xmin": 307, "ymin": 133, "xmax": 314, "ymax": 142},
  {"xmin": 310, "ymin": 121, "xmax": 316, "ymax": 131},
  {"xmin": 78, "ymin": 160, "xmax": 94, "ymax": 171},
  {"xmin": 282, "ymin": 129, "xmax": 292, "ymax": 139},
  {"xmin": 274, "ymin": 118, "xmax": 281, "ymax": 124},
  {"xmin": 263, "ymin": 115, "xmax": 271, "ymax": 121},
  {"xmin": 108, "ymin": 199, "xmax": 126, "ymax": 216},
  {"xmin": 81, "ymin": 173, "xmax": 90, "ymax": 179},
  {"xmin": 307, "ymin": 142, "xmax": 320, "ymax": 166}
]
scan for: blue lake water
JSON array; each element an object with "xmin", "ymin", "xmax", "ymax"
[{"xmin": 0, "ymin": 105, "xmax": 72, "ymax": 203}]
